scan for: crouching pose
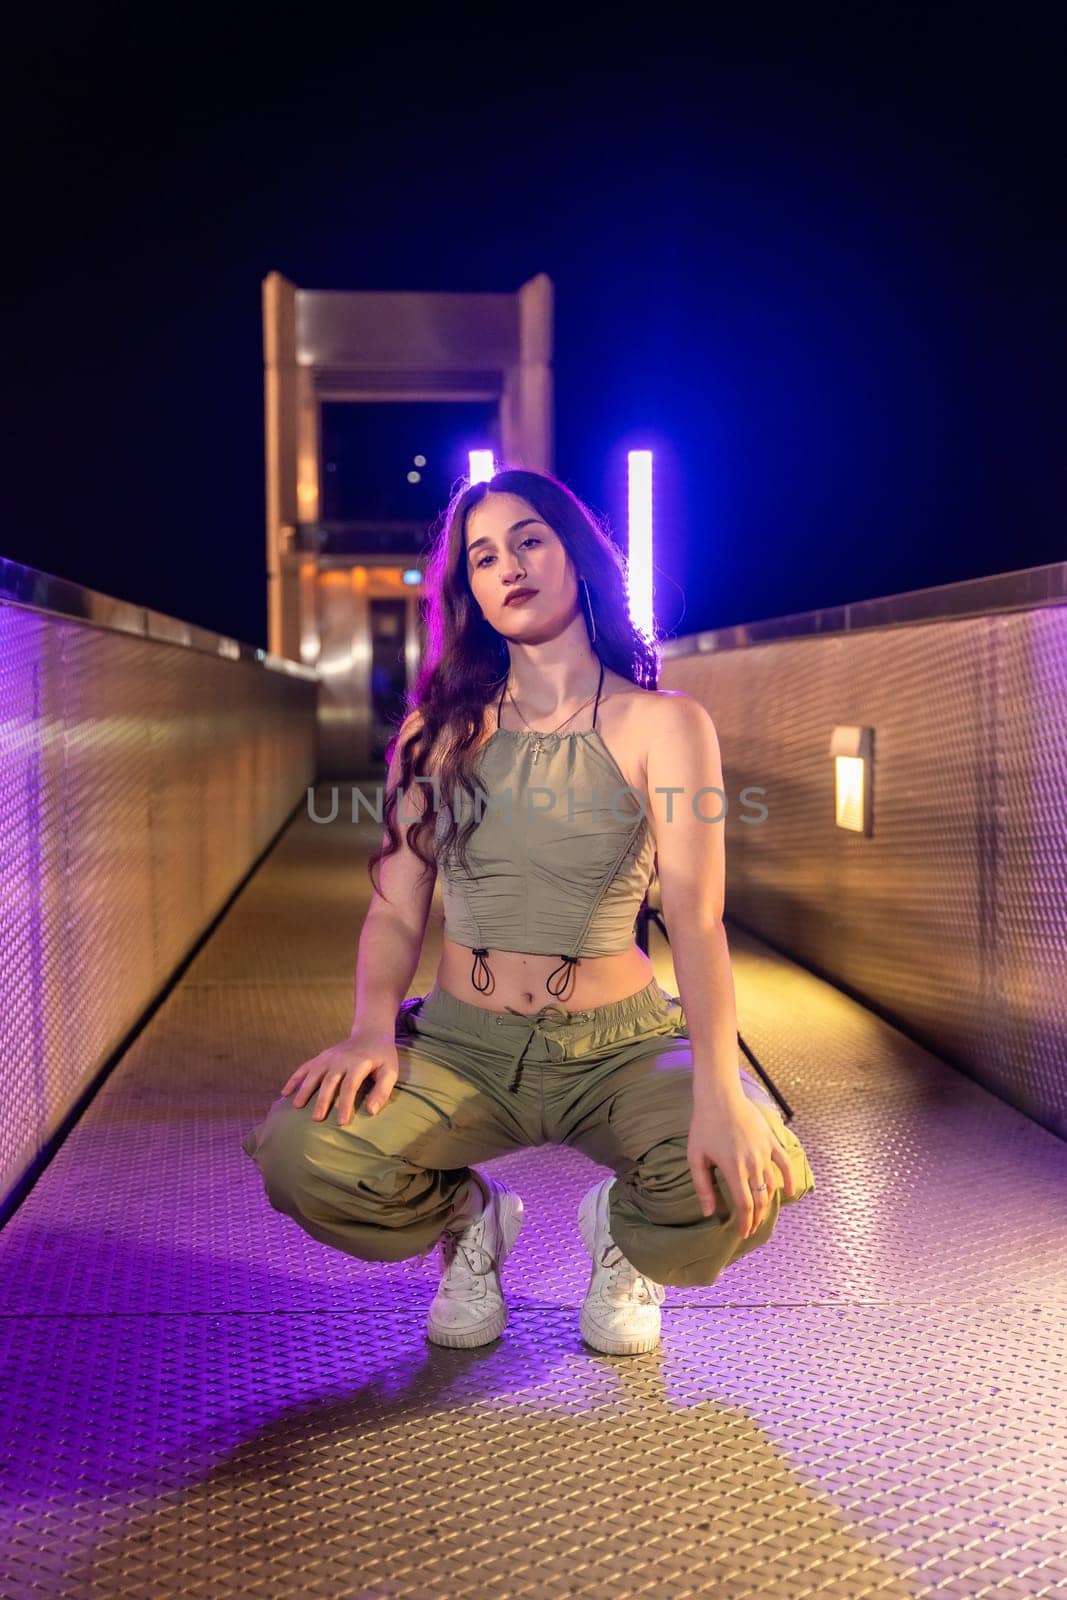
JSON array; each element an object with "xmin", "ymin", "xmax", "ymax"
[{"xmin": 242, "ymin": 467, "xmax": 816, "ymax": 1356}]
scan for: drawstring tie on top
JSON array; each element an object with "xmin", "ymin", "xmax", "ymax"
[
  {"xmin": 545, "ymin": 954, "xmax": 579, "ymax": 997},
  {"xmin": 469, "ymin": 947, "xmax": 579, "ymax": 1001},
  {"xmin": 470, "ymin": 948, "xmax": 492, "ymax": 992}
]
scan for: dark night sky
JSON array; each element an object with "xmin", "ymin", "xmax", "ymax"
[{"xmin": 3, "ymin": 7, "xmax": 1064, "ymax": 650}]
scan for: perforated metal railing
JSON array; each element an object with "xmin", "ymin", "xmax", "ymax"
[{"xmin": 1, "ymin": 788, "xmax": 1065, "ymax": 1598}]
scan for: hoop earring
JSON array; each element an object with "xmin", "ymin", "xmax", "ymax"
[{"xmin": 580, "ymin": 576, "xmax": 597, "ymax": 645}]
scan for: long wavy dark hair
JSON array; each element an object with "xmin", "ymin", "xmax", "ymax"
[{"xmin": 367, "ymin": 467, "xmax": 661, "ymax": 905}]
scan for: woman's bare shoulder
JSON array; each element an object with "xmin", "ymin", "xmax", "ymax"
[{"xmin": 602, "ymin": 676, "xmax": 694, "ymax": 731}]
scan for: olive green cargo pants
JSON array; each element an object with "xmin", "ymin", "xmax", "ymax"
[{"xmin": 241, "ymin": 977, "xmax": 816, "ymax": 1289}]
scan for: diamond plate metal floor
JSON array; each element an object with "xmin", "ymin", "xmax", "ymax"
[{"xmin": 2, "ymin": 788, "xmax": 1066, "ymax": 1599}]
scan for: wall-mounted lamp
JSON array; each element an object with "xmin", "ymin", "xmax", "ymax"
[{"xmin": 830, "ymin": 724, "xmax": 874, "ymax": 835}]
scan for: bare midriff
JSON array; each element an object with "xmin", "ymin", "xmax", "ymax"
[{"xmin": 435, "ymin": 938, "xmax": 656, "ymax": 1016}]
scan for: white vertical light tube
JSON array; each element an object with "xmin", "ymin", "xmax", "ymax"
[
  {"xmin": 627, "ymin": 450, "xmax": 654, "ymax": 634},
  {"xmin": 469, "ymin": 450, "xmax": 495, "ymax": 484}
]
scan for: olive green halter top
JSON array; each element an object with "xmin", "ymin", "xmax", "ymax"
[{"xmin": 435, "ymin": 660, "xmax": 656, "ymax": 999}]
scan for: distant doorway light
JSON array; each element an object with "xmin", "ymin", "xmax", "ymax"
[
  {"xmin": 469, "ymin": 450, "xmax": 495, "ymax": 484},
  {"xmin": 402, "ymin": 569, "xmax": 422, "ymax": 585},
  {"xmin": 627, "ymin": 450, "xmax": 653, "ymax": 635}
]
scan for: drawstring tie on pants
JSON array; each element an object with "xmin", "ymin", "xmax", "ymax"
[{"xmin": 500, "ymin": 1002, "xmax": 588, "ymax": 1093}]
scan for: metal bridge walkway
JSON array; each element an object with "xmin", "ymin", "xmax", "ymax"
[{"xmin": 2, "ymin": 787, "xmax": 1064, "ymax": 1599}]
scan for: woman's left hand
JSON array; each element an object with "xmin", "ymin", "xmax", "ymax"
[{"xmin": 687, "ymin": 1093, "xmax": 796, "ymax": 1238}]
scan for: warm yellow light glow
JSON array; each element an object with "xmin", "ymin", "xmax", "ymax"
[
  {"xmin": 830, "ymin": 724, "xmax": 873, "ymax": 834},
  {"xmin": 835, "ymin": 754, "xmax": 866, "ymax": 832},
  {"xmin": 299, "ymin": 560, "xmax": 320, "ymax": 664}
]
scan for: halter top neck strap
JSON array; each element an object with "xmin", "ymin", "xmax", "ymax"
[{"xmin": 495, "ymin": 657, "xmax": 605, "ymax": 732}]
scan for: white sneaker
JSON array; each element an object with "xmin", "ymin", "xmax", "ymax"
[
  {"xmin": 577, "ymin": 1176, "xmax": 666, "ymax": 1356},
  {"xmin": 426, "ymin": 1171, "xmax": 525, "ymax": 1348}
]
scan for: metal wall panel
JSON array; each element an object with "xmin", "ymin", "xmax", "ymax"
[
  {"xmin": 661, "ymin": 604, "xmax": 1067, "ymax": 1137},
  {"xmin": 0, "ymin": 606, "xmax": 318, "ymax": 1204}
]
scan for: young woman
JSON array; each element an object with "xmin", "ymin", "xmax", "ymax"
[{"xmin": 241, "ymin": 468, "xmax": 816, "ymax": 1356}]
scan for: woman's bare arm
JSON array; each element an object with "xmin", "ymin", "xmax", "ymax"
[
  {"xmin": 351, "ymin": 710, "xmax": 438, "ymax": 1034},
  {"xmin": 644, "ymin": 694, "xmax": 744, "ymax": 1106}
]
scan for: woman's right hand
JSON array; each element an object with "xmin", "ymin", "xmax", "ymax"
[{"xmin": 280, "ymin": 1025, "xmax": 399, "ymax": 1127}]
